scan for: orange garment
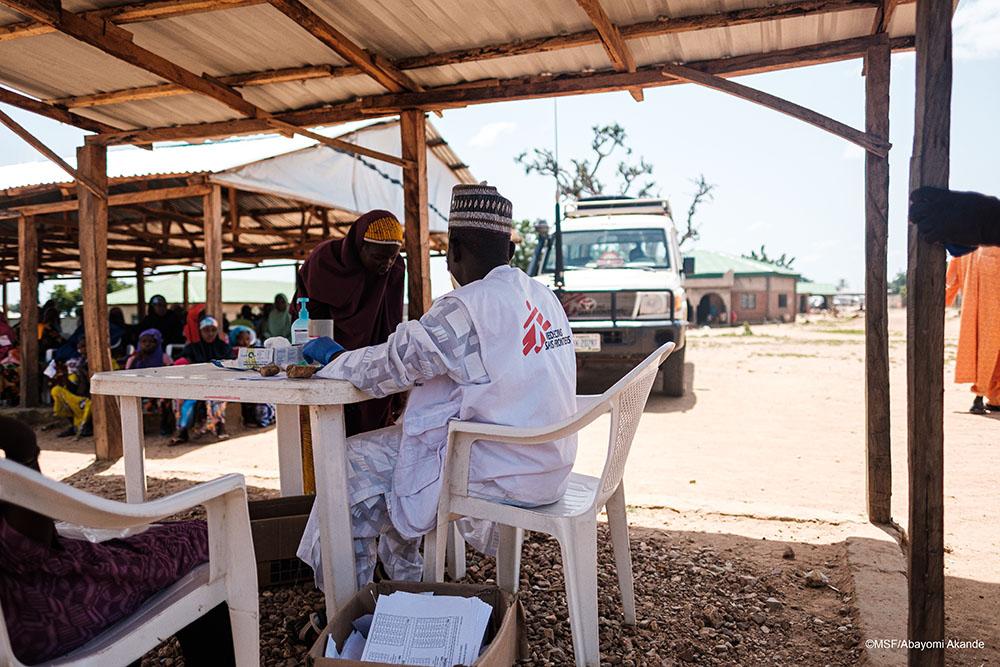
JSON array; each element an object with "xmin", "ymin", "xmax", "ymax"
[{"xmin": 946, "ymin": 248, "xmax": 1000, "ymax": 403}]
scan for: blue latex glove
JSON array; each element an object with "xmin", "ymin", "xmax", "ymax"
[{"xmin": 302, "ymin": 336, "xmax": 344, "ymax": 365}]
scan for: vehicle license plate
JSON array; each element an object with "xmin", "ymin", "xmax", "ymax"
[{"xmin": 574, "ymin": 333, "xmax": 602, "ymax": 353}]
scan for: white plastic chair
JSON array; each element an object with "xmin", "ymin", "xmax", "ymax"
[
  {"xmin": 0, "ymin": 460, "xmax": 260, "ymax": 667},
  {"xmin": 424, "ymin": 342, "xmax": 675, "ymax": 667}
]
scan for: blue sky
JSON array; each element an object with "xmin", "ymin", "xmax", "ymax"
[{"xmin": 2, "ymin": 0, "xmax": 998, "ymax": 304}]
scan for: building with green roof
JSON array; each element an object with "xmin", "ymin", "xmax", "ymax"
[{"xmin": 683, "ymin": 250, "xmax": 801, "ymax": 326}]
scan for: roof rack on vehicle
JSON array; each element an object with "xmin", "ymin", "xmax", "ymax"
[{"xmin": 566, "ymin": 196, "xmax": 672, "ymax": 218}]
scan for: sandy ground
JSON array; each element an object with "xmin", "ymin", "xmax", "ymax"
[{"xmin": 30, "ymin": 308, "xmax": 998, "ymax": 665}]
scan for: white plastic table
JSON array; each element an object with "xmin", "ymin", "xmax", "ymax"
[{"xmin": 91, "ymin": 363, "xmax": 369, "ymax": 613}]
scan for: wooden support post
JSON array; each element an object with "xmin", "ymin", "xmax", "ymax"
[
  {"xmin": 17, "ymin": 214, "xmax": 39, "ymax": 407},
  {"xmin": 204, "ymin": 185, "xmax": 223, "ymax": 321},
  {"xmin": 135, "ymin": 256, "xmax": 146, "ymax": 320},
  {"xmin": 907, "ymin": 0, "xmax": 950, "ymax": 663},
  {"xmin": 228, "ymin": 186, "xmax": 240, "ymax": 248},
  {"xmin": 864, "ymin": 40, "xmax": 892, "ymax": 525},
  {"xmin": 182, "ymin": 270, "xmax": 190, "ymax": 309},
  {"xmin": 1, "ymin": 280, "xmax": 7, "ymax": 315},
  {"xmin": 77, "ymin": 144, "xmax": 122, "ymax": 460},
  {"xmin": 400, "ymin": 110, "xmax": 431, "ymax": 321}
]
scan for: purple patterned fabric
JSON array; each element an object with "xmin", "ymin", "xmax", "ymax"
[{"xmin": 0, "ymin": 518, "xmax": 209, "ymax": 664}]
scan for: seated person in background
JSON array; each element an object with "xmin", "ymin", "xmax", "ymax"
[
  {"xmin": 0, "ymin": 314, "xmax": 18, "ymax": 406},
  {"xmin": 171, "ymin": 317, "xmax": 231, "ymax": 445},
  {"xmin": 182, "ymin": 304, "xmax": 207, "ymax": 344},
  {"xmin": 298, "ymin": 184, "xmax": 578, "ymax": 588},
  {"xmin": 231, "ymin": 305, "xmax": 255, "ymax": 329},
  {"xmin": 50, "ymin": 337, "xmax": 98, "ymax": 439},
  {"xmin": 125, "ymin": 328, "xmax": 175, "ymax": 435},
  {"xmin": 0, "ymin": 416, "xmax": 235, "ymax": 666},
  {"xmin": 262, "ymin": 293, "xmax": 292, "ymax": 341},
  {"xmin": 296, "ymin": 209, "xmax": 405, "ymax": 436},
  {"xmin": 229, "ymin": 325, "xmax": 275, "ymax": 429},
  {"xmin": 38, "ymin": 306, "xmax": 64, "ymax": 360},
  {"xmin": 109, "ymin": 307, "xmax": 133, "ymax": 361},
  {"xmin": 139, "ymin": 294, "xmax": 185, "ymax": 349}
]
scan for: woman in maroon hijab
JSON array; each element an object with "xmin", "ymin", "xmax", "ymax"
[{"xmin": 297, "ymin": 210, "xmax": 405, "ymax": 436}]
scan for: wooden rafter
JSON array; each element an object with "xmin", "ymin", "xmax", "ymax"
[
  {"xmin": 0, "ymin": 0, "xmax": 407, "ymax": 165},
  {"xmin": 0, "ymin": 184, "xmax": 211, "ymax": 219},
  {"xmin": 50, "ymin": 64, "xmax": 352, "ymax": 109},
  {"xmin": 871, "ymin": 0, "xmax": 900, "ymax": 33},
  {"xmin": 0, "ymin": 108, "xmax": 105, "ymax": 197},
  {"xmin": 0, "ymin": 87, "xmax": 119, "ymax": 134},
  {"xmin": 93, "ymin": 34, "xmax": 914, "ymax": 147},
  {"xmin": 660, "ymin": 63, "xmax": 890, "ymax": 156},
  {"xmin": 40, "ymin": 0, "xmax": 878, "ymax": 112},
  {"xmin": 0, "ymin": 0, "xmax": 261, "ymax": 117},
  {"xmin": 267, "ymin": 0, "xmax": 422, "ymax": 93},
  {"xmin": 0, "ymin": 0, "xmax": 264, "ymax": 41},
  {"xmin": 575, "ymin": 0, "xmax": 643, "ymax": 102}
]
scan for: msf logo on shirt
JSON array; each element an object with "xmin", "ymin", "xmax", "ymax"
[
  {"xmin": 522, "ymin": 300, "xmax": 573, "ymax": 356},
  {"xmin": 522, "ymin": 300, "xmax": 552, "ymax": 355}
]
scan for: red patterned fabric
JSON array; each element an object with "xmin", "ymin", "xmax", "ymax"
[{"xmin": 0, "ymin": 518, "xmax": 209, "ymax": 664}]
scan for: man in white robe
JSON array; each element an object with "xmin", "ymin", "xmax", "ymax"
[{"xmin": 297, "ymin": 184, "xmax": 578, "ymax": 588}]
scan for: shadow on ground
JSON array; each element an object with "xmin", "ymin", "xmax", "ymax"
[{"xmin": 578, "ymin": 362, "xmax": 698, "ymax": 415}]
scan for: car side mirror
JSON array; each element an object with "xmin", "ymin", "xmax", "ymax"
[{"xmin": 683, "ymin": 256, "xmax": 696, "ymax": 275}]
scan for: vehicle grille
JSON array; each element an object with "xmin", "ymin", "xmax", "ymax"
[{"xmin": 558, "ymin": 291, "xmax": 637, "ymax": 320}]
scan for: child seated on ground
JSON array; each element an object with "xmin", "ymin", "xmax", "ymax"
[
  {"xmin": 0, "ymin": 416, "xmax": 235, "ymax": 666},
  {"xmin": 49, "ymin": 337, "xmax": 95, "ymax": 439},
  {"xmin": 125, "ymin": 328, "xmax": 176, "ymax": 435}
]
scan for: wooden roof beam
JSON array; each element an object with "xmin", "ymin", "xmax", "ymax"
[
  {"xmin": 0, "ymin": 0, "xmax": 262, "ymax": 117},
  {"xmin": 50, "ymin": 64, "xmax": 353, "ymax": 109},
  {"xmin": 0, "ymin": 0, "xmax": 265, "ymax": 41},
  {"xmin": 575, "ymin": 0, "xmax": 643, "ymax": 102},
  {"xmin": 660, "ymin": 63, "xmax": 890, "ymax": 156},
  {"xmin": 267, "ymin": 0, "xmax": 422, "ymax": 93},
  {"xmin": 41, "ymin": 0, "xmax": 880, "ymax": 112},
  {"xmin": 93, "ymin": 34, "xmax": 914, "ymax": 146},
  {"xmin": 0, "ymin": 86, "xmax": 120, "ymax": 133},
  {"xmin": 0, "ymin": 0, "xmax": 409, "ymax": 165},
  {"xmin": 0, "ymin": 107, "xmax": 104, "ymax": 197},
  {"xmin": 871, "ymin": 0, "xmax": 901, "ymax": 33}
]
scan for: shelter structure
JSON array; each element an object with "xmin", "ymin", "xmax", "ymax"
[
  {"xmin": 0, "ymin": 0, "xmax": 957, "ymax": 661},
  {"xmin": 684, "ymin": 249, "xmax": 800, "ymax": 325},
  {"xmin": 0, "ymin": 118, "xmax": 473, "ymax": 409}
]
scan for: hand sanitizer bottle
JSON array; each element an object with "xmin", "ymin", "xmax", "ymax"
[{"xmin": 291, "ymin": 297, "xmax": 311, "ymax": 345}]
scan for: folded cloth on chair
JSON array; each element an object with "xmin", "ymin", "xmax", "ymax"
[{"xmin": 0, "ymin": 518, "xmax": 209, "ymax": 664}]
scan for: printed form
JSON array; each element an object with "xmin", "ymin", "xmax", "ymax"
[{"xmin": 360, "ymin": 591, "xmax": 493, "ymax": 666}]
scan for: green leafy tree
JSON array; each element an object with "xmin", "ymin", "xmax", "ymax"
[
  {"xmin": 743, "ymin": 245, "xmax": 796, "ymax": 270},
  {"xmin": 511, "ymin": 219, "xmax": 539, "ymax": 272},
  {"xmin": 48, "ymin": 279, "xmax": 131, "ymax": 315},
  {"xmin": 888, "ymin": 270, "xmax": 906, "ymax": 295}
]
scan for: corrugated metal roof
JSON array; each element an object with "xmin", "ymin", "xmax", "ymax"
[
  {"xmin": 0, "ymin": 0, "xmax": 920, "ymax": 137},
  {"xmin": 687, "ymin": 249, "xmax": 800, "ymax": 278}
]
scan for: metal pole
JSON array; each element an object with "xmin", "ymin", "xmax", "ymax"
[{"xmin": 553, "ymin": 99, "xmax": 564, "ymax": 290}]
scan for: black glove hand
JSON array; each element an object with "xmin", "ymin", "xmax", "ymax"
[{"xmin": 909, "ymin": 187, "xmax": 1000, "ymax": 247}]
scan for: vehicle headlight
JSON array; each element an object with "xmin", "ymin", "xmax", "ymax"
[{"xmin": 636, "ymin": 292, "xmax": 670, "ymax": 316}]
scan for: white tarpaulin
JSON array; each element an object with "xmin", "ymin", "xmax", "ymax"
[{"xmin": 210, "ymin": 120, "xmax": 463, "ymax": 233}]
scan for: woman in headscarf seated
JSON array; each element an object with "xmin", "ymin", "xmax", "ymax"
[
  {"xmin": 0, "ymin": 313, "xmax": 19, "ymax": 406},
  {"xmin": 125, "ymin": 328, "xmax": 175, "ymax": 435},
  {"xmin": 170, "ymin": 317, "xmax": 231, "ymax": 445},
  {"xmin": 0, "ymin": 416, "xmax": 236, "ymax": 666},
  {"xmin": 296, "ymin": 209, "xmax": 405, "ymax": 436},
  {"xmin": 229, "ymin": 325, "xmax": 275, "ymax": 429},
  {"xmin": 262, "ymin": 293, "xmax": 292, "ymax": 341}
]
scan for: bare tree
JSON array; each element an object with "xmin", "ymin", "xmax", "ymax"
[
  {"xmin": 516, "ymin": 123, "xmax": 656, "ymax": 199},
  {"xmin": 678, "ymin": 174, "xmax": 715, "ymax": 249}
]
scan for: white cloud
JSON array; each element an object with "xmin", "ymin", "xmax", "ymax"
[
  {"xmin": 468, "ymin": 121, "xmax": 516, "ymax": 148},
  {"xmin": 747, "ymin": 220, "xmax": 772, "ymax": 232},
  {"xmin": 841, "ymin": 143, "xmax": 864, "ymax": 161},
  {"xmin": 954, "ymin": 0, "xmax": 1000, "ymax": 60}
]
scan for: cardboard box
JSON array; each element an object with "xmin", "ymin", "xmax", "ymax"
[
  {"xmin": 308, "ymin": 581, "xmax": 527, "ymax": 667},
  {"xmin": 248, "ymin": 495, "xmax": 315, "ymax": 588}
]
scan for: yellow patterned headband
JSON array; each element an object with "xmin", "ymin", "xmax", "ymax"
[{"xmin": 363, "ymin": 216, "xmax": 404, "ymax": 245}]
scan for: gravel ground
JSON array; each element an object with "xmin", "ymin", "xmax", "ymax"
[{"xmin": 64, "ymin": 472, "xmax": 862, "ymax": 666}]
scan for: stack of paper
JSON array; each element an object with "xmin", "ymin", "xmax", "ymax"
[{"xmin": 331, "ymin": 591, "xmax": 492, "ymax": 666}]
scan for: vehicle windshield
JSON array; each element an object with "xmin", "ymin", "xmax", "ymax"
[{"xmin": 542, "ymin": 228, "xmax": 671, "ymax": 272}]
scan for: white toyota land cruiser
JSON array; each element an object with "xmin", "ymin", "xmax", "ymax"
[{"xmin": 530, "ymin": 196, "xmax": 691, "ymax": 396}]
